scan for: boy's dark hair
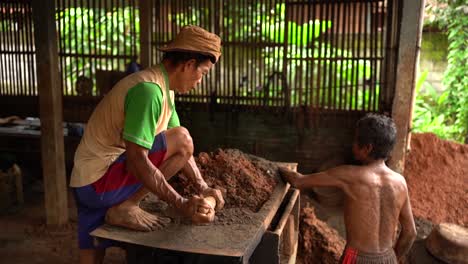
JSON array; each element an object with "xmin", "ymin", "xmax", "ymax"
[
  {"xmin": 162, "ymin": 51, "xmax": 214, "ymax": 67},
  {"xmin": 356, "ymin": 113, "xmax": 397, "ymax": 160}
]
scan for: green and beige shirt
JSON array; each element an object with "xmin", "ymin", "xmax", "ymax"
[{"xmin": 70, "ymin": 64, "xmax": 179, "ymax": 187}]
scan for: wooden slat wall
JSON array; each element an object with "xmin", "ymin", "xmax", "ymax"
[
  {"xmin": 54, "ymin": 0, "xmax": 140, "ymax": 121},
  {"xmin": 0, "ymin": 0, "xmax": 38, "ymax": 117},
  {"xmin": 1, "ymin": 0, "xmax": 395, "ymax": 121},
  {"xmin": 150, "ymin": 0, "xmax": 392, "ymax": 113},
  {"xmin": 56, "ymin": 0, "xmax": 139, "ymax": 97},
  {"xmin": 0, "ymin": 0, "xmax": 36, "ymax": 97}
]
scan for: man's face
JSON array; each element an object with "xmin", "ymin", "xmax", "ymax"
[{"xmin": 176, "ymin": 59, "xmax": 213, "ymax": 94}]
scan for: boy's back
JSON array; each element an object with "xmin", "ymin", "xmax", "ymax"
[
  {"xmin": 343, "ymin": 163, "xmax": 407, "ymax": 253},
  {"xmin": 280, "ymin": 113, "xmax": 417, "ymax": 263}
]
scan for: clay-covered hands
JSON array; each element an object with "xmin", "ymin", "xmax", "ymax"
[
  {"xmin": 179, "ymin": 195, "xmax": 215, "ymax": 224},
  {"xmin": 398, "ymin": 256, "xmax": 408, "ymax": 264},
  {"xmin": 201, "ymin": 186, "xmax": 225, "ymax": 211},
  {"xmin": 279, "ymin": 166, "xmax": 303, "ymax": 188}
]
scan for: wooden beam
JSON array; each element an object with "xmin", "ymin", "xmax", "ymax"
[
  {"xmin": 382, "ymin": 0, "xmax": 399, "ymax": 113},
  {"xmin": 32, "ymin": 0, "xmax": 68, "ymax": 225},
  {"xmin": 139, "ymin": 0, "xmax": 152, "ymax": 68},
  {"xmin": 389, "ymin": 0, "xmax": 425, "ymax": 174}
]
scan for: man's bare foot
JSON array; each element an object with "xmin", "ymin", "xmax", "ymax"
[
  {"xmin": 279, "ymin": 167, "xmax": 303, "ymax": 188},
  {"xmin": 105, "ymin": 204, "xmax": 171, "ymax": 231}
]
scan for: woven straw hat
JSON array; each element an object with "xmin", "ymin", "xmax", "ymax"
[{"xmin": 159, "ymin": 25, "xmax": 222, "ymax": 63}]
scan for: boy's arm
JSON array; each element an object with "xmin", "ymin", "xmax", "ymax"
[
  {"xmin": 279, "ymin": 165, "xmax": 354, "ymax": 190},
  {"xmin": 394, "ymin": 187, "xmax": 417, "ymax": 262}
]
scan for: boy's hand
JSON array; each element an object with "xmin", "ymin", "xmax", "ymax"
[{"xmin": 279, "ymin": 167, "xmax": 303, "ymax": 188}]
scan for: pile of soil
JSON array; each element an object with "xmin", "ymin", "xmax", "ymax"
[
  {"xmin": 170, "ymin": 149, "xmax": 279, "ymax": 212},
  {"xmin": 405, "ymin": 133, "xmax": 468, "ymax": 226},
  {"xmin": 299, "ymin": 207, "xmax": 346, "ymax": 264}
]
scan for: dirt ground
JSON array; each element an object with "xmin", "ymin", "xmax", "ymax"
[{"xmin": 0, "ymin": 190, "xmax": 125, "ymax": 264}]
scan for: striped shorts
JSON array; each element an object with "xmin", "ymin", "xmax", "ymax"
[{"xmin": 73, "ymin": 132, "xmax": 167, "ymax": 249}]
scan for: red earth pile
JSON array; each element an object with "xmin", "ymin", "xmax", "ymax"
[
  {"xmin": 405, "ymin": 133, "xmax": 468, "ymax": 226},
  {"xmin": 170, "ymin": 149, "xmax": 278, "ymax": 212},
  {"xmin": 300, "ymin": 207, "xmax": 346, "ymax": 264}
]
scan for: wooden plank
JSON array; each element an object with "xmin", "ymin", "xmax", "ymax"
[
  {"xmin": 282, "ymin": 215, "xmax": 295, "ymax": 256},
  {"xmin": 92, "ymin": 182, "xmax": 290, "ymax": 258},
  {"xmin": 139, "ymin": 0, "xmax": 152, "ymax": 68},
  {"xmin": 389, "ymin": 0, "xmax": 425, "ymax": 174},
  {"xmin": 250, "ymin": 188, "xmax": 300, "ymax": 264},
  {"xmin": 32, "ymin": 0, "xmax": 68, "ymax": 225},
  {"xmin": 0, "ymin": 96, "xmax": 39, "ymax": 117}
]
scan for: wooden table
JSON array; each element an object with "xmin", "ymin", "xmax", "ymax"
[{"xmin": 91, "ymin": 182, "xmax": 291, "ymax": 263}]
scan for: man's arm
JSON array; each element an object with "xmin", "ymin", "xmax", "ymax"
[
  {"xmin": 166, "ymin": 96, "xmax": 224, "ymax": 210},
  {"xmin": 181, "ymin": 156, "xmax": 209, "ymax": 191},
  {"xmin": 122, "ymin": 82, "xmax": 212, "ymax": 222},
  {"xmin": 125, "ymin": 140, "xmax": 207, "ymax": 217},
  {"xmin": 180, "ymin": 156, "xmax": 225, "ymax": 210},
  {"xmin": 394, "ymin": 187, "xmax": 417, "ymax": 262}
]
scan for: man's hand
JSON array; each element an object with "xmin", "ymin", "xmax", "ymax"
[
  {"xmin": 398, "ymin": 256, "xmax": 409, "ymax": 264},
  {"xmin": 179, "ymin": 195, "xmax": 215, "ymax": 224},
  {"xmin": 201, "ymin": 187, "xmax": 225, "ymax": 210},
  {"xmin": 279, "ymin": 166, "xmax": 303, "ymax": 188}
]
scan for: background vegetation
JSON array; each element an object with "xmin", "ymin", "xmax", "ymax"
[{"xmin": 414, "ymin": 0, "xmax": 467, "ymax": 142}]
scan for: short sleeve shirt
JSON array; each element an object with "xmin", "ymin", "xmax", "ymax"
[{"xmin": 123, "ymin": 82, "xmax": 180, "ymax": 149}]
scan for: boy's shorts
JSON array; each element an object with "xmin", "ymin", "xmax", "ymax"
[
  {"xmin": 73, "ymin": 132, "xmax": 167, "ymax": 249},
  {"xmin": 340, "ymin": 246, "xmax": 397, "ymax": 264}
]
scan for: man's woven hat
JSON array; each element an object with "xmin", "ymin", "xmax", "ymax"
[{"xmin": 159, "ymin": 25, "xmax": 222, "ymax": 63}]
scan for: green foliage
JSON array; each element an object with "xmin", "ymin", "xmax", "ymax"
[
  {"xmin": 56, "ymin": 7, "xmax": 140, "ymax": 95},
  {"xmin": 423, "ymin": 0, "xmax": 448, "ymax": 28},
  {"xmin": 412, "ymin": 70, "xmax": 458, "ymax": 138},
  {"xmin": 53, "ymin": 3, "xmax": 376, "ymax": 110},
  {"xmin": 0, "ymin": 20, "xmax": 11, "ymax": 32},
  {"xmin": 173, "ymin": 3, "xmax": 374, "ymax": 109},
  {"xmin": 260, "ymin": 4, "xmax": 373, "ymax": 109},
  {"xmin": 441, "ymin": 2, "xmax": 468, "ymax": 142},
  {"xmin": 415, "ymin": 0, "xmax": 467, "ymax": 142}
]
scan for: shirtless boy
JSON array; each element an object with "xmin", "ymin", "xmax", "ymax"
[{"xmin": 280, "ymin": 113, "xmax": 416, "ymax": 264}]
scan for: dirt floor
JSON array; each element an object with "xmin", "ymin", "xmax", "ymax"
[{"xmin": 0, "ymin": 189, "xmax": 126, "ymax": 263}]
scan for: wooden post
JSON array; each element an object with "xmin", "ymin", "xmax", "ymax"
[
  {"xmin": 382, "ymin": 0, "xmax": 399, "ymax": 113},
  {"xmin": 389, "ymin": 0, "xmax": 425, "ymax": 174},
  {"xmin": 32, "ymin": 0, "xmax": 68, "ymax": 225},
  {"xmin": 139, "ymin": 0, "xmax": 152, "ymax": 68}
]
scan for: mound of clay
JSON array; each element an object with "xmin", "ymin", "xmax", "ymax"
[
  {"xmin": 300, "ymin": 207, "xmax": 346, "ymax": 264},
  {"xmin": 170, "ymin": 149, "xmax": 278, "ymax": 212},
  {"xmin": 405, "ymin": 133, "xmax": 468, "ymax": 226}
]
